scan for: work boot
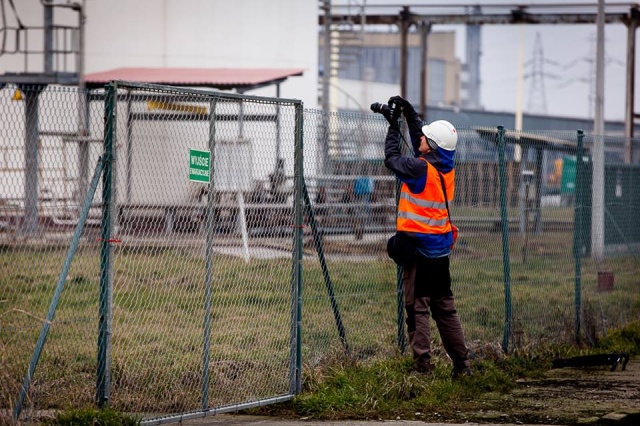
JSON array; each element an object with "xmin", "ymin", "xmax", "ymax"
[
  {"xmin": 411, "ymin": 360, "xmax": 435, "ymax": 376},
  {"xmin": 451, "ymin": 365, "xmax": 473, "ymax": 379}
]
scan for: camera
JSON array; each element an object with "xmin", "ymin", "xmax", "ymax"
[{"xmin": 370, "ymin": 101, "xmax": 398, "ymax": 118}]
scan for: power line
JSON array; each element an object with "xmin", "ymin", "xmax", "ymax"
[{"xmin": 559, "ymin": 33, "xmax": 624, "ymax": 118}]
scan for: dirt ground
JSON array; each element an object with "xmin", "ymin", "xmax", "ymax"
[
  {"xmin": 5, "ymin": 361, "xmax": 638, "ymax": 425},
  {"xmin": 464, "ymin": 358, "xmax": 640, "ymax": 425},
  {"xmin": 173, "ymin": 358, "xmax": 640, "ymax": 426}
]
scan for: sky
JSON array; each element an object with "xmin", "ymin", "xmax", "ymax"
[{"xmin": 333, "ymin": 0, "xmax": 638, "ymax": 121}]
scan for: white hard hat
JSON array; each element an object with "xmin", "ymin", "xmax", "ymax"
[{"xmin": 421, "ymin": 120, "xmax": 458, "ymax": 151}]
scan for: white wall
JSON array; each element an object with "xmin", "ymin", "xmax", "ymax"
[
  {"xmin": 0, "ymin": 0, "xmax": 318, "ymax": 204},
  {"xmin": 1, "ymin": 0, "xmax": 318, "ymax": 107}
]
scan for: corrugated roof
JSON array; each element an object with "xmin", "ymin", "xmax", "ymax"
[
  {"xmin": 475, "ymin": 127, "xmax": 583, "ymax": 154},
  {"xmin": 84, "ymin": 67, "xmax": 305, "ymax": 90}
]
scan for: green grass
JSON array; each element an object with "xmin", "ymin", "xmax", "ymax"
[
  {"xmin": 44, "ymin": 408, "xmax": 141, "ymax": 426},
  {"xmin": 1, "ymin": 231, "xmax": 639, "ymax": 418},
  {"xmin": 252, "ymin": 354, "xmax": 534, "ymax": 421},
  {"xmin": 597, "ymin": 321, "xmax": 640, "ymax": 356},
  {"xmin": 251, "ymin": 321, "xmax": 640, "ymax": 421}
]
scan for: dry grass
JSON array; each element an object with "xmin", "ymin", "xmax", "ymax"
[{"xmin": 1, "ymin": 230, "xmax": 638, "ymax": 418}]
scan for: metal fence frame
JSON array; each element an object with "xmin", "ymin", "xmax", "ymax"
[
  {"xmin": 2, "ymin": 82, "xmax": 639, "ymax": 425},
  {"xmin": 104, "ymin": 81, "xmax": 306, "ymax": 424}
]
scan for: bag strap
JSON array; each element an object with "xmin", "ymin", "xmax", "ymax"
[{"xmin": 437, "ymin": 171, "xmax": 454, "ymax": 228}]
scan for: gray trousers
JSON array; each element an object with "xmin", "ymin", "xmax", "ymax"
[{"xmin": 403, "ymin": 255, "xmax": 470, "ymax": 370}]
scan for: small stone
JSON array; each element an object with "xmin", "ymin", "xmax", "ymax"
[{"xmin": 600, "ymin": 412, "xmax": 628, "ymax": 423}]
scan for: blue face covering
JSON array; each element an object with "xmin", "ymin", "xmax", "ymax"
[{"xmin": 423, "ymin": 146, "xmax": 455, "ymax": 173}]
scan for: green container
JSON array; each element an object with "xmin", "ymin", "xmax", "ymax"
[
  {"xmin": 578, "ymin": 163, "xmax": 640, "ymax": 251},
  {"xmin": 560, "ymin": 156, "xmax": 576, "ymax": 194}
]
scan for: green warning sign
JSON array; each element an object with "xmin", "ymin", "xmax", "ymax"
[{"xmin": 189, "ymin": 149, "xmax": 211, "ymax": 183}]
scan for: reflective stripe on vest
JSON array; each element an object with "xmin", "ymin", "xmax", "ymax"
[
  {"xmin": 399, "ymin": 191, "xmax": 448, "ymax": 210},
  {"xmin": 397, "ymin": 160, "xmax": 454, "ymax": 235}
]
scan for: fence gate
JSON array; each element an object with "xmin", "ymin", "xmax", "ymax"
[{"xmin": 102, "ymin": 82, "xmax": 303, "ymax": 423}]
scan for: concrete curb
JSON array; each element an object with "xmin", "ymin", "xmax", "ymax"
[
  {"xmin": 578, "ymin": 410, "xmax": 640, "ymax": 425},
  {"xmin": 597, "ymin": 410, "xmax": 640, "ymax": 425}
]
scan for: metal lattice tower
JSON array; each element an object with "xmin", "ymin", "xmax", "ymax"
[{"xmin": 525, "ymin": 31, "xmax": 559, "ymax": 115}]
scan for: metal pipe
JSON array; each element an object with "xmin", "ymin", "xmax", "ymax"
[
  {"xmin": 22, "ymin": 86, "xmax": 42, "ymax": 235},
  {"xmin": 533, "ymin": 148, "xmax": 544, "ymax": 233},
  {"xmin": 573, "ymin": 130, "xmax": 584, "ymax": 343},
  {"xmin": 302, "ymin": 182, "xmax": 349, "ymax": 354},
  {"xmin": 1, "ymin": 0, "xmax": 6, "ymax": 55},
  {"xmin": 321, "ymin": 0, "xmax": 332, "ymax": 175},
  {"xmin": 322, "ymin": 0, "xmax": 331, "ymax": 113},
  {"xmin": 97, "ymin": 83, "xmax": 116, "ymax": 407},
  {"xmin": 77, "ymin": 91, "xmax": 90, "ymax": 205},
  {"xmin": 591, "ymin": 0, "xmax": 606, "ymax": 260},
  {"xmin": 624, "ymin": 7, "xmax": 638, "ymax": 162},
  {"xmin": 43, "ymin": 1, "xmax": 53, "ymax": 73},
  {"xmin": 419, "ymin": 20, "xmax": 431, "ymax": 119},
  {"xmin": 201, "ymin": 98, "xmax": 218, "ymax": 409},
  {"xmin": 140, "ymin": 394, "xmax": 295, "ymax": 426},
  {"xmin": 126, "ymin": 96, "xmax": 133, "ymax": 203},
  {"xmin": 323, "ymin": 10, "xmax": 634, "ymax": 26},
  {"xmin": 76, "ymin": 0, "xmax": 88, "ymax": 201},
  {"xmin": 76, "ymin": 0, "xmax": 87, "ymax": 87},
  {"xmin": 466, "ymin": 6, "xmax": 483, "ymax": 109},
  {"xmin": 399, "ymin": 7, "xmax": 410, "ymax": 99},
  {"xmin": 329, "ymin": 3, "xmax": 639, "ymax": 10},
  {"xmin": 497, "ymin": 125, "xmax": 512, "ymax": 352},
  {"xmin": 276, "ymin": 83, "xmax": 281, "ymax": 161},
  {"xmin": 293, "ymin": 101, "xmax": 304, "ymax": 394}
]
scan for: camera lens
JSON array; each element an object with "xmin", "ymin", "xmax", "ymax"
[{"xmin": 370, "ymin": 102, "xmax": 390, "ymax": 115}]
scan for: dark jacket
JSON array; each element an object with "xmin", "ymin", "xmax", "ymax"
[{"xmin": 384, "ymin": 108, "xmax": 456, "ymax": 258}]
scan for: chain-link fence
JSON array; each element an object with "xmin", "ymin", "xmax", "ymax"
[
  {"xmin": 299, "ymin": 118, "xmax": 640, "ymax": 359},
  {"xmin": 2, "ymin": 82, "xmax": 639, "ymax": 424},
  {"xmin": 1, "ymin": 83, "xmax": 106, "ymax": 422},
  {"xmin": 1, "ymin": 82, "xmax": 305, "ymax": 424}
]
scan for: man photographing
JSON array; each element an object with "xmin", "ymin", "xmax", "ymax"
[{"xmin": 377, "ymin": 95, "xmax": 472, "ymax": 378}]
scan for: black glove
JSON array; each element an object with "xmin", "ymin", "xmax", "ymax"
[
  {"xmin": 388, "ymin": 95, "xmax": 416, "ymax": 117},
  {"xmin": 388, "ymin": 95, "xmax": 409, "ymax": 108},
  {"xmin": 374, "ymin": 103, "xmax": 399, "ymax": 129}
]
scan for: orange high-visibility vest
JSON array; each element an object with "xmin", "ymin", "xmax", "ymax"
[{"xmin": 397, "ymin": 159, "xmax": 455, "ymax": 235}]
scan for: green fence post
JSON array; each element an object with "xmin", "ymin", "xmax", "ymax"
[
  {"xmin": 497, "ymin": 126, "xmax": 512, "ymax": 352},
  {"xmin": 573, "ymin": 130, "xmax": 584, "ymax": 344},
  {"xmin": 97, "ymin": 82, "xmax": 116, "ymax": 407},
  {"xmin": 293, "ymin": 101, "xmax": 304, "ymax": 394},
  {"xmin": 202, "ymin": 97, "xmax": 218, "ymax": 409}
]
